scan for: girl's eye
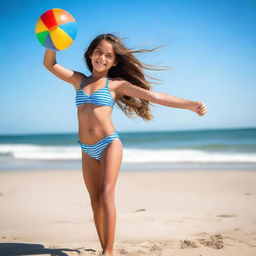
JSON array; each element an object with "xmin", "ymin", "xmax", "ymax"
[{"xmin": 107, "ymin": 55, "xmax": 112, "ymax": 59}]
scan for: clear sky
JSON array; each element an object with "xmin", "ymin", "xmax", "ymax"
[{"xmin": 0, "ymin": 0, "xmax": 255, "ymax": 135}]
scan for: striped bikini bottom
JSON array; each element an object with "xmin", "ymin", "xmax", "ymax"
[{"xmin": 78, "ymin": 130, "xmax": 120, "ymax": 161}]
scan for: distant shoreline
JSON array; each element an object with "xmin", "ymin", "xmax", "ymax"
[{"xmin": 1, "ymin": 162, "xmax": 256, "ymax": 172}]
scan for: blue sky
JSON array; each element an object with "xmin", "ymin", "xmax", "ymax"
[{"xmin": 0, "ymin": 0, "xmax": 255, "ymax": 135}]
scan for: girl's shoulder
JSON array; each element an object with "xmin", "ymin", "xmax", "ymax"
[
  {"xmin": 108, "ymin": 77, "xmax": 123, "ymax": 87},
  {"xmin": 109, "ymin": 77, "xmax": 128, "ymax": 90},
  {"xmin": 109, "ymin": 77, "xmax": 127, "ymax": 86},
  {"xmin": 108, "ymin": 77, "xmax": 129, "ymax": 99}
]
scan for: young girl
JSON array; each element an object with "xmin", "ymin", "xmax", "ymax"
[{"xmin": 43, "ymin": 33, "xmax": 207, "ymax": 256}]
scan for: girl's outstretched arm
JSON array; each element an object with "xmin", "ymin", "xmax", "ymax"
[
  {"xmin": 153, "ymin": 91, "xmax": 207, "ymax": 116},
  {"xmin": 117, "ymin": 81, "xmax": 207, "ymax": 116},
  {"xmin": 43, "ymin": 49, "xmax": 85, "ymax": 90}
]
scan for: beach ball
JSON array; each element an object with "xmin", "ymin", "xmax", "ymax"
[{"xmin": 35, "ymin": 8, "xmax": 77, "ymax": 51}]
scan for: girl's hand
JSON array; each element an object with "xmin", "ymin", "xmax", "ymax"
[{"xmin": 190, "ymin": 101, "xmax": 207, "ymax": 116}]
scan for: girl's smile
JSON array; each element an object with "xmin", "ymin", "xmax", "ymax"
[{"xmin": 95, "ymin": 60, "xmax": 106, "ymax": 67}]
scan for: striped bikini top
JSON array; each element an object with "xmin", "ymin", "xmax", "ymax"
[{"xmin": 76, "ymin": 77, "xmax": 115, "ymax": 108}]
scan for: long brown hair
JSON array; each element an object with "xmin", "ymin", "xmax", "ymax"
[{"xmin": 84, "ymin": 33, "xmax": 170, "ymax": 121}]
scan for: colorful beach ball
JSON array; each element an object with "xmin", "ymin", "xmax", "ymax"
[{"xmin": 35, "ymin": 8, "xmax": 77, "ymax": 51}]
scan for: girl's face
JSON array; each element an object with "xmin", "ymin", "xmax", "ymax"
[{"xmin": 90, "ymin": 40, "xmax": 117, "ymax": 73}]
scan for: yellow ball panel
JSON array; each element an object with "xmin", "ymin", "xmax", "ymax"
[
  {"xmin": 35, "ymin": 18, "xmax": 48, "ymax": 33},
  {"xmin": 50, "ymin": 27, "xmax": 73, "ymax": 50}
]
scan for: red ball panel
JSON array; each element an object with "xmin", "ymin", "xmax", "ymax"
[{"xmin": 41, "ymin": 9, "xmax": 57, "ymax": 30}]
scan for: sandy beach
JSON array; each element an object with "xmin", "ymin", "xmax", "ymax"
[{"xmin": 0, "ymin": 169, "xmax": 256, "ymax": 256}]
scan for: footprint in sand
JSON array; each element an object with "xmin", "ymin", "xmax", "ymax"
[
  {"xmin": 118, "ymin": 248, "xmax": 129, "ymax": 254},
  {"xmin": 197, "ymin": 234, "xmax": 224, "ymax": 249},
  {"xmin": 180, "ymin": 239, "xmax": 199, "ymax": 249},
  {"xmin": 150, "ymin": 244, "xmax": 162, "ymax": 251}
]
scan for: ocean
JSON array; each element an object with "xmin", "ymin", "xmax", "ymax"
[{"xmin": 0, "ymin": 128, "xmax": 255, "ymax": 171}]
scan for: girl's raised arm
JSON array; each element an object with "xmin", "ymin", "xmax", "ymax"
[{"xmin": 43, "ymin": 49, "xmax": 86, "ymax": 90}]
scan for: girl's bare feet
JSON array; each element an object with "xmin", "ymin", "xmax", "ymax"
[{"xmin": 101, "ymin": 250, "xmax": 113, "ymax": 256}]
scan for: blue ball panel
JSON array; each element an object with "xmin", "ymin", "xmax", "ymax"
[
  {"xmin": 44, "ymin": 33, "xmax": 59, "ymax": 51},
  {"xmin": 59, "ymin": 22, "xmax": 77, "ymax": 41}
]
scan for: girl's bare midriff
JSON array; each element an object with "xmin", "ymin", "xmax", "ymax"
[{"xmin": 77, "ymin": 84, "xmax": 119, "ymax": 145}]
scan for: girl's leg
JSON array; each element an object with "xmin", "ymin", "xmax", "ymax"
[
  {"xmin": 100, "ymin": 138, "xmax": 123, "ymax": 256},
  {"xmin": 81, "ymin": 151, "xmax": 105, "ymax": 249}
]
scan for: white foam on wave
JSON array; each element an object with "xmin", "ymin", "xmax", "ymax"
[
  {"xmin": 123, "ymin": 148, "xmax": 256, "ymax": 163},
  {"xmin": 0, "ymin": 144, "xmax": 256, "ymax": 163},
  {"xmin": 0, "ymin": 144, "xmax": 80, "ymax": 160}
]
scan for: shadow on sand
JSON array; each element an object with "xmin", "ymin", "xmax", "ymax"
[{"xmin": 0, "ymin": 242, "xmax": 98, "ymax": 256}]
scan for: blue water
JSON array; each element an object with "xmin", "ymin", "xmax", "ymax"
[{"xmin": 0, "ymin": 127, "xmax": 255, "ymax": 171}]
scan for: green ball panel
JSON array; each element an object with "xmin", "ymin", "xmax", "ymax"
[{"xmin": 36, "ymin": 31, "xmax": 49, "ymax": 45}]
